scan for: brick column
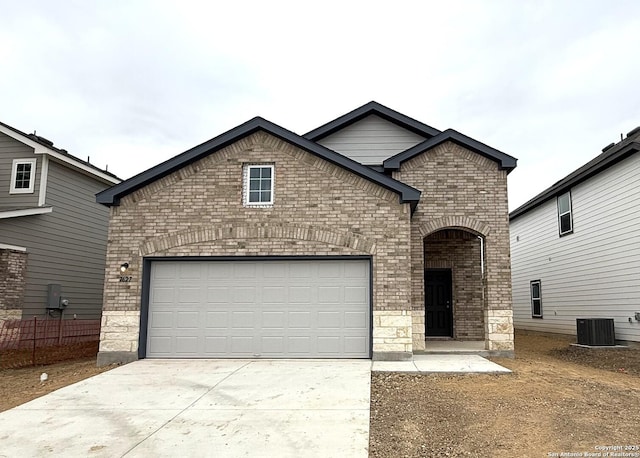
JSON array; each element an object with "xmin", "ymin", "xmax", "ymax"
[{"xmin": 0, "ymin": 248, "xmax": 28, "ymax": 323}]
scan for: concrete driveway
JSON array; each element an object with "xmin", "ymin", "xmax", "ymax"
[{"xmin": 0, "ymin": 360, "xmax": 371, "ymax": 457}]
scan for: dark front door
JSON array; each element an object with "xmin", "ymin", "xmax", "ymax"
[{"xmin": 425, "ymin": 269, "xmax": 453, "ymax": 337}]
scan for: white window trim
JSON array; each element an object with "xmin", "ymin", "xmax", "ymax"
[
  {"xmin": 530, "ymin": 280, "xmax": 543, "ymax": 318},
  {"xmin": 38, "ymin": 155, "xmax": 49, "ymax": 206},
  {"xmin": 243, "ymin": 164, "xmax": 274, "ymax": 207},
  {"xmin": 557, "ymin": 191, "xmax": 573, "ymax": 236},
  {"xmin": 10, "ymin": 158, "xmax": 37, "ymax": 194}
]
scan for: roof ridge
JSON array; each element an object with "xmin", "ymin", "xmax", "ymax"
[{"xmin": 303, "ymin": 101, "xmax": 441, "ymax": 141}]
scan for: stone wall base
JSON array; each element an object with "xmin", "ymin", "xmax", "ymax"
[
  {"xmin": 97, "ymin": 351, "xmax": 138, "ymax": 366},
  {"xmin": 411, "ymin": 310, "xmax": 425, "ymax": 351},
  {"xmin": 0, "ymin": 309, "xmax": 22, "ymax": 323},
  {"xmin": 99, "ymin": 310, "xmax": 140, "ymax": 353},
  {"xmin": 372, "ymin": 310, "xmax": 413, "ymax": 354},
  {"xmin": 485, "ymin": 309, "xmax": 515, "ymax": 351}
]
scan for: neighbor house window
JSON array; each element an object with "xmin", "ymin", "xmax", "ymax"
[
  {"xmin": 243, "ymin": 164, "xmax": 274, "ymax": 206},
  {"xmin": 530, "ymin": 280, "xmax": 542, "ymax": 318},
  {"xmin": 557, "ymin": 191, "xmax": 573, "ymax": 236},
  {"xmin": 10, "ymin": 158, "xmax": 37, "ymax": 194}
]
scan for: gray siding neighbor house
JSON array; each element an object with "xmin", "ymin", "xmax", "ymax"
[
  {"xmin": 510, "ymin": 126, "xmax": 640, "ymax": 343},
  {"xmin": 95, "ymin": 102, "xmax": 517, "ymax": 365},
  {"xmin": 0, "ymin": 121, "xmax": 121, "ymax": 324}
]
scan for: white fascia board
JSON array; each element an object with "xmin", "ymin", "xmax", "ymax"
[
  {"xmin": 0, "ymin": 124, "xmax": 120, "ymax": 185},
  {"xmin": 0, "ymin": 124, "xmax": 50, "ymax": 153},
  {"xmin": 0, "ymin": 207, "xmax": 53, "ymax": 219},
  {"xmin": 0, "ymin": 243, "xmax": 27, "ymax": 252},
  {"xmin": 41, "ymin": 150, "xmax": 120, "ymax": 184}
]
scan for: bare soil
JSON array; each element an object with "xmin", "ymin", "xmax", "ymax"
[
  {"xmin": 0, "ymin": 357, "xmax": 115, "ymax": 412},
  {"xmin": 2, "ymin": 332, "xmax": 639, "ymax": 458},
  {"xmin": 370, "ymin": 332, "xmax": 640, "ymax": 457}
]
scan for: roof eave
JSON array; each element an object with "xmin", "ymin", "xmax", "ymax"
[
  {"xmin": 0, "ymin": 121, "xmax": 120, "ymax": 184},
  {"xmin": 510, "ymin": 141, "xmax": 640, "ymax": 221},
  {"xmin": 383, "ymin": 129, "xmax": 517, "ymax": 172},
  {"xmin": 303, "ymin": 101, "xmax": 441, "ymax": 141},
  {"xmin": 96, "ymin": 116, "xmax": 422, "ymax": 209}
]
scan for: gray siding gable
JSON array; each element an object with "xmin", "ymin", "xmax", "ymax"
[
  {"xmin": 316, "ymin": 115, "xmax": 428, "ymax": 165},
  {"xmin": 304, "ymin": 101, "xmax": 441, "ymax": 141}
]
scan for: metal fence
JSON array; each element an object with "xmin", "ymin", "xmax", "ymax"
[{"xmin": 0, "ymin": 318, "xmax": 100, "ymax": 368}]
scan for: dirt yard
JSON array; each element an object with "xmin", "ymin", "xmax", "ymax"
[
  {"xmin": 0, "ymin": 358, "xmax": 114, "ymax": 412},
  {"xmin": 2, "ymin": 332, "xmax": 639, "ymax": 457},
  {"xmin": 370, "ymin": 332, "xmax": 640, "ymax": 457}
]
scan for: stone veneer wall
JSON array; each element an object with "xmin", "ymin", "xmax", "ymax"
[
  {"xmin": 98, "ymin": 132, "xmax": 413, "ymax": 365},
  {"xmin": 395, "ymin": 141, "xmax": 514, "ymax": 353},
  {"xmin": 0, "ymin": 248, "xmax": 27, "ymax": 323},
  {"xmin": 424, "ymin": 229, "xmax": 484, "ymax": 340}
]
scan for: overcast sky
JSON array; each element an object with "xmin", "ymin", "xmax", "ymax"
[{"xmin": 1, "ymin": 0, "xmax": 639, "ymax": 210}]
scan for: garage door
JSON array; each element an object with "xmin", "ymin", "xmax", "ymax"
[{"xmin": 145, "ymin": 259, "xmax": 370, "ymax": 358}]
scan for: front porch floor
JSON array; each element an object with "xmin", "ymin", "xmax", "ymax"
[{"xmin": 371, "ymin": 354, "xmax": 511, "ymax": 374}]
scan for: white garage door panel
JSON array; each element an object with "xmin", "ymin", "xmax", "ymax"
[{"xmin": 146, "ymin": 260, "xmax": 370, "ymax": 358}]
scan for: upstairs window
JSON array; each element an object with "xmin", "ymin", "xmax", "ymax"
[
  {"xmin": 557, "ymin": 191, "xmax": 573, "ymax": 236},
  {"xmin": 10, "ymin": 158, "xmax": 37, "ymax": 194},
  {"xmin": 530, "ymin": 280, "xmax": 542, "ymax": 318},
  {"xmin": 243, "ymin": 164, "xmax": 274, "ymax": 206}
]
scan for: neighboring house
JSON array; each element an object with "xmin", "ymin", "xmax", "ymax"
[
  {"xmin": 96, "ymin": 102, "xmax": 517, "ymax": 365},
  {"xmin": 0, "ymin": 122, "xmax": 121, "ymax": 324},
  {"xmin": 510, "ymin": 126, "xmax": 640, "ymax": 343}
]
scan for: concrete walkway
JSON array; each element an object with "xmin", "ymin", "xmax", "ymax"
[
  {"xmin": 372, "ymin": 354, "xmax": 512, "ymax": 373},
  {"xmin": 0, "ymin": 360, "xmax": 371, "ymax": 457}
]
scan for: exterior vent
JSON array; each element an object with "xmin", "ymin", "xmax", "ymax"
[
  {"xmin": 576, "ymin": 318, "xmax": 615, "ymax": 346},
  {"xmin": 601, "ymin": 142, "xmax": 615, "ymax": 152}
]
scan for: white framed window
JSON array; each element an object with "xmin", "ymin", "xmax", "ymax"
[
  {"xmin": 530, "ymin": 280, "xmax": 542, "ymax": 318},
  {"xmin": 243, "ymin": 164, "xmax": 274, "ymax": 206},
  {"xmin": 557, "ymin": 191, "xmax": 573, "ymax": 236},
  {"xmin": 10, "ymin": 158, "xmax": 37, "ymax": 194}
]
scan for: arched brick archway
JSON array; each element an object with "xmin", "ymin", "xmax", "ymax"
[
  {"xmin": 139, "ymin": 223, "xmax": 378, "ymax": 256},
  {"xmin": 417, "ymin": 216, "xmax": 490, "ymax": 239},
  {"xmin": 423, "ymin": 228, "xmax": 485, "ymax": 339},
  {"xmin": 413, "ymin": 222, "xmax": 487, "ymax": 350}
]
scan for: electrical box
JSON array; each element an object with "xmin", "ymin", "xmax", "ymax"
[
  {"xmin": 46, "ymin": 284, "xmax": 69, "ymax": 309},
  {"xmin": 47, "ymin": 284, "xmax": 62, "ymax": 309},
  {"xmin": 576, "ymin": 318, "xmax": 615, "ymax": 346}
]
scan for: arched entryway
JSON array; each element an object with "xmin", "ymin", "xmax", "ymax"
[{"xmin": 423, "ymin": 228, "xmax": 485, "ymax": 341}]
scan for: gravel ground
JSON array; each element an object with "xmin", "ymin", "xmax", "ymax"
[{"xmin": 370, "ymin": 332, "xmax": 640, "ymax": 457}]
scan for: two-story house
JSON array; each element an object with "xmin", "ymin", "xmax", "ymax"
[
  {"xmin": 0, "ymin": 121, "xmax": 121, "ymax": 324},
  {"xmin": 95, "ymin": 102, "xmax": 517, "ymax": 365},
  {"xmin": 510, "ymin": 126, "xmax": 640, "ymax": 343}
]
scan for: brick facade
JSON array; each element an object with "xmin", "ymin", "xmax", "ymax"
[
  {"xmin": 98, "ymin": 132, "xmax": 514, "ymax": 364},
  {"xmin": 98, "ymin": 132, "xmax": 413, "ymax": 364},
  {"xmin": 0, "ymin": 248, "xmax": 27, "ymax": 323},
  {"xmin": 394, "ymin": 141, "xmax": 514, "ymax": 352}
]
